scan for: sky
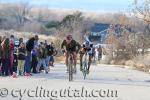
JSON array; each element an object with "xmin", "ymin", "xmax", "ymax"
[{"xmin": 0, "ymin": 0, "xmax": 133, "ymax": 12}]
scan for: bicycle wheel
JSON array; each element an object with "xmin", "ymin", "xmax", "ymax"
[
  {"xmin": 83, "ymin": 62, "xmax": 87, "ymax": 79},
  {"xmin": 68, "ymin": 55, "xmax": 73, "ymax": 81},
  {"xmin": 82, "ymin": 53, "xmax": 88, "ymax": 79}
]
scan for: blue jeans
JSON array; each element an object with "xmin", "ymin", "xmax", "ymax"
[
  {"xmin": 24, "ymin": 52, "xmax": 32, "ymax": 73},
  {"xmin": 46, "ymin": 56, "xmax": 54, "ymax": 66},
  {"xmin": 2, "ymin": 58, "xmax": 10, "ymax": 76},
  {"xmin": 37, "ymin": 58, "xmax": 48, "ymax": 72},
  {"xmin": 49, "ymin": 56, "xmax": 54, "ymax": 62},
  {"xmin": 46, "ymin": 56, "xmax": 50, "ymax": 67}
]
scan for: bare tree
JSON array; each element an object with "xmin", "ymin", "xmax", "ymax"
[
  {"xmin": 132, "ymin": 0, "xmax": 150, "ymax": 23},
  {"xmin": 4, "ymin": 3, "xmax": 31, "ymax": 26},
  {"xmin": 131, "ymin": 0, "xmax": 150, "ymax": 54},
  {"xmin": 132, "ymin": 0, "xmax": 150, "ymax": 33}
]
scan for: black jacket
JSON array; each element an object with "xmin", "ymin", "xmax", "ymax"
[
  {"xmin": 61, "ymin": 40, "xmax": 81, "ymax": 52},
  {"xmin": 26, "ymin": 38, "xmax": 35, "ymax": 52},
  {"xmin": 18, "ymin": 48, "xmax": 26, "ymax": 60},
  {"xmin": 47, "ymin": 45, "xmax": 56, "ymax": 56}
]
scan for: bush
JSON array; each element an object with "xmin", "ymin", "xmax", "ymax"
[
  {"xmin": 133, "ymin": 53, "xmax": 150, "ymax": 72},
  {"xmin": 53, "ymin": 37, "xmax": 63, "ymax": 56},
  {"xmin": 45, "ymin": 21, "xmax": 60, "ymax": 29}
]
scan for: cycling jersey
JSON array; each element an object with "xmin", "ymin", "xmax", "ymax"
[
  {"xmin": 61, "ymin": 39, "xmax": 81, "ymax": 52},
  {"xmin": 82, "ymin": 41, "xmax": 94, "ymax": 55}
]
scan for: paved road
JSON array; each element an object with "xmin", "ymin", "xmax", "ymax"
[{"xmin": 0, "ymin": 63, "xmax": 150, "ymax": 100}]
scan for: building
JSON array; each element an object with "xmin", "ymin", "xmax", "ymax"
[{"xmin": 89, "ymin": 23, "xmax": 110, "ymax": 43}]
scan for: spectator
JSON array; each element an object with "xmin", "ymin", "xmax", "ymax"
[
  {"xmin": 9, "ymin": 35, "xmax": 15, "ymax": 75},
  {"xmin": 13, "ymin": 47, "xmax": 18, "ymax": 74},
  {"xmin": 31, "ymin": 35, "xmax": 39, "ymax": 74},
  {"xmin": 17, "ymin": 43, "xmax": 26, "ymax": 76},
  {"xmin": 46, "ymin": 43, "xmax": 51, "ymax": 67},
  {"xmin": 45, "ymin": 40, "xmax": 47, "ymax": 45},
  {"xmin": 49, "ymin": 42, "xmax": 57, "ymax": 67},
  {"xmin": 97, "ymin": 45, "xmax": 102, "ymax": 61},
  {"xmin": 2, "ymin": 36, "xmax": 6, "ymax": 42},
  {"xmin": 19, "ymin": 38, "xmax": 23, "ymax": 47},
  {"xmin": 36, "ymin": 43, "xmax": 48, "ymax": 74},
  {"xmin": 24, "ymin": 37, "xmax": 35, "ymax": 76},
  {"xmin": 1, "ymin": 38, "xmax": 10, "ymax": 76}
]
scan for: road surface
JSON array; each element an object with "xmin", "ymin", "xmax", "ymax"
[{"xmin": 0, "ymin": 63, "xmax": 150, "ymax": 100}]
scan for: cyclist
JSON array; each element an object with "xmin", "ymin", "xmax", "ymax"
[
  {"xmin": 61, "ymin": 34, "xmax": 81, "ymax": 73},
  {"xmin": 80, "ymin": 37, "xmax": 94, "ymax": 74},
  {"xmin": 97, "ymin": 45, "xmax": 102, "ymax": 61}
]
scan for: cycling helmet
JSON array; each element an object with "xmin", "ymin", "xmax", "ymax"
[
  {"xmin": 66, "ymin": 34, "xmax": 72, "ymax": 40},
  {"xmin": 85, "ymin": 41, "xmax": 90, "ymax": 45},
  {"xmin": 84, "ymin": 41, "xmax": 90, "ymax": 48}
]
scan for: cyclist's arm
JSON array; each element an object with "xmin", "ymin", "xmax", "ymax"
[
  {"xmin": 61, "ymin": 40, "xmax": 66, "ymax": 53},
  {"xmin": 76, "ymin": 42, "xmax": 81, "ymax": 52},
  {"xmin": 61, "ymin": 40, "xmax": 65, "ymax": 50}
]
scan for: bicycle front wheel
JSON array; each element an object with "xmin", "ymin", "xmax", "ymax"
[
  {"xmin": 68, "ymin": 57, "xmax": 73, "ymax": 81},
  {"xmin": 82, "ymin": 53, "xmax": 89, "ymax": 80}
]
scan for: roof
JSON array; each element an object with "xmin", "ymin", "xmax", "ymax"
[{"xmin": 91, "ymin": 23, "xmax": 110, "ymax": 32}]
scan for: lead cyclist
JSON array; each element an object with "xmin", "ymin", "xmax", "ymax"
[{"xmin": 61, "ymin": 34, "xmax": 81, "ymax": 73}]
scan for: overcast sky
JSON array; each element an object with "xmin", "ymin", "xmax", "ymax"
[{"xmin": 0, "ymin": 0, "xmax": 133, "ymax": 12}]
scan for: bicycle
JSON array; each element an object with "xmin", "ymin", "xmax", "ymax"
[{"xmin": 81, "ymin": 49, "xmax": 89, "ymax": 80}]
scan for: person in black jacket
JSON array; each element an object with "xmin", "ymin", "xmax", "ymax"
[
  {"xmin": 46, "ymin": 42, "xmax": 57, "ymax": 67},
  {"xmin": 18, "ymin": 38, "xmax": 23, "ymax": 47},
  {"xmin": 24, "ymin": 37, "xmax": 35, "ymax": 76},
  {"xmin": 26, "ymin": 37, "xmax": 35, "ymax": 52},
  {"xmin": 31, "ymin": 35, "xmax": 39, "ymax": 74},
  {"xmin": 17, "ymin": 43, "xmax": 26, "ymax": 76}
]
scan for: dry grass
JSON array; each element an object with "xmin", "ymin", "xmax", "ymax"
[
  {"xmin": 100, "ymin": 51, "xmax": 150, "ymax": 73},
  {"xmin": 132, "ymin": 53, "xmax": 150, "ymax": 72},
  {"xmin": 0, "ymin": 30, "xmax": 55, "ymax": 43}
]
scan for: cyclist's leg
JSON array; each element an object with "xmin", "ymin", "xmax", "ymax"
[
  {"xmin": 65, "ymin": 52, "xmax": 69, "ymax": 71},
  {"xmin": 80, "ymin": 53, "xmax": 83, "ymax": 71},
  {"xmin": 73, "ymin": 52, "xmax": 77, "ymax": 72},
  {"xmin": 79, "ymin": 48, "xmax": 85, "ymax": 71},
  {"xmin": 99, "ymin": 53, "xmax": 102, "ymax": 59},
  {"xmin": 98, "ymin": 53, "xmax": 101, "ymax": 61},
  {"xmin": 87, "ymin": 55, "xmax": 92, "ymax": 71}
]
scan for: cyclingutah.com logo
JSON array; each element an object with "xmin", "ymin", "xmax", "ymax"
[{"xmin": 0, "ymin": 86, "xmax": 118, "ymax": 100}]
